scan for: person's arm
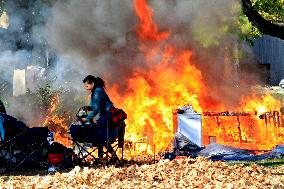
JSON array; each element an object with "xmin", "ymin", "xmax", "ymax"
[
  {"xmin": 0, "ymin": 115, "xmax": 5, "ymax": 141},
  {"xmin": 85, "ymin": 89, "xmax": 102, "ymax": 122}
]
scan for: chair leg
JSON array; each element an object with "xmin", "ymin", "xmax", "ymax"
[
  {"xmin": 98, "ymin": 144, "xmax": 104, "ymax": 158},
  {"xmin": 74, "ymin": 141, "xmax": 99, "ymax": 165},
  {"xmin": 122, "ymin": 143, "xmax": 124, "ymax": 160},
  {"xmin": 9, "ymin": 143, "xmax": 12, "ymax": 171},
  {"xmin": 106, "ymin": 120, "xmax": 109, "ymax": 163}
]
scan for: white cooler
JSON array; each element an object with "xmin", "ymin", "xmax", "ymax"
[{"xmin": 177, "ymin": 113, "xmax": 202, "ymax": 147}]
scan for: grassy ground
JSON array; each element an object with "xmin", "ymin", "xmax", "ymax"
[{"xmin": 226, "ymin": 158, "xmax": 284, "ymax": 167}]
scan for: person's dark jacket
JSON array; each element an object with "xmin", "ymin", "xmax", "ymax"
[{"xmin": 85, "ymin": 87, "xmax": 114, "ymax": 122}]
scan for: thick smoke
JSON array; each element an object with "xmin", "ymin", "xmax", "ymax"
[
  {"xmin": 46, "ymin": 0, "xmax": 138, "ymax": 85},
  {"xmin": 0, "ymin": 50, "xmax": 30, "ymax": 79},
  {"xmin": 45, "ymin": 0, "xmax": 260, "ymax": 109},
  {"xmin": 0, "ymin": 0, "xmax": 53, "ymax": 125},
  {"xmin": 0, "ymin": 0, "xmax": 89, "ymax": 125},
  {"xmin": 0, "ymin": 0, "xmax": 262, "ymax": 125},
  {"xmin": 0, "ymin": 0, "xmax": 50, "ymax": 84}
]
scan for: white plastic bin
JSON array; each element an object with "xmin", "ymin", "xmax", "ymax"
[{"xmin": 177, "ymin": 113, "xmax": 202, "ymax": 147}]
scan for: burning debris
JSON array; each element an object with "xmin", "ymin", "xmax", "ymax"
[
  {"xmin": 105, "ymin": 0, "xmax": 284, "ymax": 156},
  {"xmin": 0, "ymin": 0, "xmax": 284, "ymax": 161},
  {"xmin": 174, "ymin": 103, "xmax": 284, "ymax": 152},
  {"xmin": 203, "ymin": 111, "xmax": 254, "ymax": 117}
]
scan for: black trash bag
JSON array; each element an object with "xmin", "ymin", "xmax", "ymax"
[
  {"xmin": 172, "ymin": 132, "xmax": 202, "ymax": 158},
  {"xmin": 174, "ymin": 132, "xmax": 201, "ymax": 151}
]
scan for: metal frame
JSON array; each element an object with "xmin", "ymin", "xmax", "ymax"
[
  {"xmin": 72, "ymin": 120, "xmax": 125, "ymax": 165},
  {"xmin": 0, "ymin": 129, "xmax": 48, "ymax": 172}
]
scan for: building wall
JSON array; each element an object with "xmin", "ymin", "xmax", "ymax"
[{"xmin": 253, "ymin": 35, "xmax": 284, "ymax": 85}]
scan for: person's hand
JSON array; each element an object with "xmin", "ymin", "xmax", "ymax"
[
  {"xmin": 93, "ymin": 118, "xmax": 97, "ymax": 124},
  {"xmin": 81, "ymin": 118, "xmax": 86, "ymax": 122}
]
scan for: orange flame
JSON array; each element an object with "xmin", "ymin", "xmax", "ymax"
[
  {"xmin": 109, "ymin": 0, "xmax": 204, "ymax": 155},
  {"xmin": 108, "ymin": 0, "xmax": 284, "ymax": 155},
  {"xmin": 44, "ymin": 95, "xmax": 72, "ymax": 147},
  {"xmin": 134, "ymin": 0, "xmax": 169, "ymax": 41},
  {"xmin": 242, "ymin": 93, "xmax": 281, "ymax": 116}
]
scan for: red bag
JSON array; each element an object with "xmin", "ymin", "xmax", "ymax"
[{"xmin": 109, "ymin": 108, "xmax": 127, "ymax": 125}]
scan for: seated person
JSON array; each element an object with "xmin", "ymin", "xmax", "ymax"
[
  {"xmin": 71, "ymin": 76, "xmax": 115, "ymax": 135},
  {"xmin": 82, "ymin": 75, "xmax": 114, "ymax": 126},
  {"xmin": 70, "ymin": 75, "xmax": 120, "ymax": 159},
  {"xmin": 75, "ymin": 75, "xmax": 126, "ymax": 128}
]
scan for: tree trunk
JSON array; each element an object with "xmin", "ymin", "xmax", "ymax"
[{"xmin": 242, "ymin": 0, "xmax": 284, "ymax": 40}]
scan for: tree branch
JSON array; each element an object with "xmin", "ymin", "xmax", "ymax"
[{"xmin": 242, "ymin": 0, "xmax": 284, "ymax": 40}]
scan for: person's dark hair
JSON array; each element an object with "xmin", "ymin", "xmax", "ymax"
[
  {"xmin": 83, "ymin": 75, "xmax": 96, "ymax": 84},
  {"xmin": 94, "ymin": 77, "xmax": 105, "ymax": 89},
  {"xmin": 83, "ymin": 75, "xmax": 105, "ymax": 89}
]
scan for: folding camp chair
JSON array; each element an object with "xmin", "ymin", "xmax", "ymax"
[
  {"xmin": 70, "ymin": 117, "xmax": 126, "ymax": 165},
  {"xmin": 0, "ymin": 124, "xmax": 49, "ymax": 172}
]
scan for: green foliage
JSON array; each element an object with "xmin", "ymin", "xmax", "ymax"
[
  {"xmin": 191, "ymin": 2, "xmax": 262, "ymax": 47},
  {"xmin": 227, "ymin": 158, "xmax": 284, "ymax": 167},
  {"xmin": 253, "ymin": 0, "xmax": 284, "ymax": 23},
  {"xmin": 237, "ymin": 0, "xmax": 284, "ymax": 44},
  {"xmin": 192, "ymin": 25, "xmax": 229, "ymax": 48},
  {"xmin": 192, "ymin": 0, "xmax": 284, "ymax": 47},
  {"xmin": 236, "ymin": 12, "xmax": 262, "ymax": 46},
  {"xmin": 27, "ymin": 83, "xmax": 55, "ymax": 113},
  {"xmin": 0, "ymin": 0, "xmax": 6, "ymax": 14},
  {"xmin": 6, "ymin": 82, "xmax": 85, "ymax": 127},
  {"xmin": 226, "ymin": 2, "xmax": 262, "ymax": 46}
]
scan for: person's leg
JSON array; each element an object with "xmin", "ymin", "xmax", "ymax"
[
  {"xmin": 96, "ymin": 112, "xmax": 112, "ymax": 127},
  {"xmin": 95, "ymin": 112, "xmax": 113, "ymax": 159}
]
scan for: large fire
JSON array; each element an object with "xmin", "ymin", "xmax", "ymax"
[
  {"xmin": 43, "ymin": 0, "xmax": 284, "ymax": 156},
  {"xmin": 108, "ymin": 0, "xmax": 284, "ymax": 155}
]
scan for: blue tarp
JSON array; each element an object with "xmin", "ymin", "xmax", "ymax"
[{"xmin": 198, "ymin": 143, "xmax": 284, "ymax": 161}]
